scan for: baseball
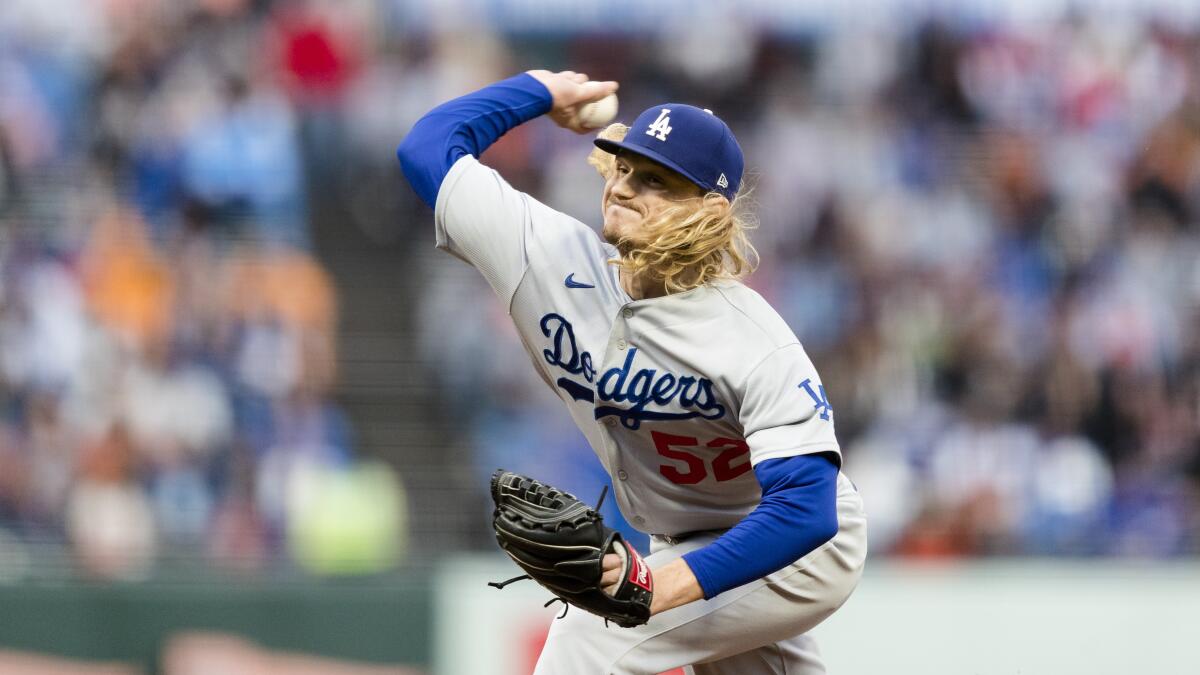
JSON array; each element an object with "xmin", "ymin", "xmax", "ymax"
[{"xmin": 578, "ymin": 92, "xmax": 619, "ymax": 129}]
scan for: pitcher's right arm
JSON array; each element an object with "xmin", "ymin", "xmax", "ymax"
[{"xmin": 396, "ymin": 71, "xmax": 616, "ymax": 304}]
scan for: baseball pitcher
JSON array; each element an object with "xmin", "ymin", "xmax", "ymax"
[{"xmin": 398, "ymin": 70, "xmax": 867, "ymax": 675}]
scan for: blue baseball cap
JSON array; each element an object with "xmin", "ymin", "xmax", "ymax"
[{"xmin": 594, "ymin": 103, "xmax": 743, "ymax": 199}]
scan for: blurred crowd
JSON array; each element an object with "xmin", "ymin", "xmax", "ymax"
[
  {"xmin": 0, "ymin": 0, "xmax": 1198, "ymax": 581},
  {"xmin": 418, "ymin": 15, "xmax": 1200, "ymax": 556},
  {"xmin": 0, "ymin": 0, "xmax": 402, "ymax": 580}
]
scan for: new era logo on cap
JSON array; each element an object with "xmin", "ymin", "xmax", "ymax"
[{"xmin": 594, "ymin": 103, "xmax": 744, "ymax": 199}]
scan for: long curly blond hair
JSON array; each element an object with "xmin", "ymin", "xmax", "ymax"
[{"xmin": 587, "ymin": 124, "xmax": 758, "ymax": 295}]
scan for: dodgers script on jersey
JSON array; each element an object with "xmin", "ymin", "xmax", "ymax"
[{"xmin": 435, "ymin": 155, "xmax": 840, "ymax": 537}]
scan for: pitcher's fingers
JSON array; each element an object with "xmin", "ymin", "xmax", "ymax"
[
  {"xmin": 601, "ymin": 553, "xmax": 622, "ymax": 589},
  {"xmin": 601, "ymin": 569, "xmax": 621, "ymax": 589},
  {"xmin": 579, "ymin": 80, "xmax": 619, "ymax": 103}
]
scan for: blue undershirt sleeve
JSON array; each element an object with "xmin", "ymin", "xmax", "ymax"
[
  {"xmin": 396, "ymin": 73, "xmax": 553, "ymax": 209},
  {"xmin": 681, "ymin": 453, "xmax": 839, "ymax": 599}
]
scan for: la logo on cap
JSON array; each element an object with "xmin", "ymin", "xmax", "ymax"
[
  {"xmin": 717, "ymin": 173, "xmax": 729, "ymax": 189},
  {"xmin": 646, "ymin": 109, "xmax": 673, "ymax": 141}
]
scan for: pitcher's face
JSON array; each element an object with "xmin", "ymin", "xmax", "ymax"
[{"xmin": 601, "ymin": 152, "xmax": 703, "ymax": 248}]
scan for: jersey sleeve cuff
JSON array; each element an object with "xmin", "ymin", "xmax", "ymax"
[
  {"xmin": 433, "ymin": 155, "xmax": 480, "ymax": 255},
  {"xmin": 749, "ymin": 441, "xmax": 841, "ymax": 468}
]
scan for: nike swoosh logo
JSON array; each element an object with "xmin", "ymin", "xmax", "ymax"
[{"xmin": 564, "ymin": 273, "xmax": 595, "ymax": 289}]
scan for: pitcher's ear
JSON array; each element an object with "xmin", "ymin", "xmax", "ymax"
[{"xmin": 703, "ymin": 192, "xmax": 731, "ymax": 210}]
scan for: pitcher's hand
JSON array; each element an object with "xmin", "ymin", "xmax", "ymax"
[
  {"xmin": 526, "ymin": 70, "xmax": 618, "ymax": 133},
  {"xmin": 601, "ymin": 551, "xmax": 624, "ymax": 595}
]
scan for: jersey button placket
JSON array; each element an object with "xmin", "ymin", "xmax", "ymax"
[{"xmin": 616, "ymin": 339, "xmax": 627, "ymax": 350}]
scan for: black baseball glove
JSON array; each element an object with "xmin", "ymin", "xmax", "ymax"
[{"xmin": 489, "ymin": 469, "xmax": 653, "ymax": 628}]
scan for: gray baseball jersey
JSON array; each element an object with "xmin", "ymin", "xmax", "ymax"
[{"xmin": 436, "ymin": 155, "xmax": 840, "ymax": 538}]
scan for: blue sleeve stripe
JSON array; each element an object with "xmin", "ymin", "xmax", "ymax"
[
  {"xmin": 682, "ymin": 453, "xmax": 839, "ymax": 599},
  {"xmin": 397, "ymin": 73, "xmax": 552, "ymax": 208}
]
